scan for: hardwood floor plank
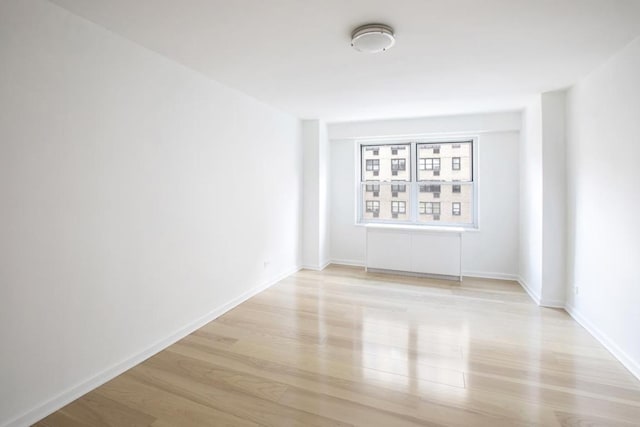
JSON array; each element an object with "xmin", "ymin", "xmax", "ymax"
[
  {"xmin": 95, "ymin": 374, "xmax": 261, "ymax": 427},
  {"xmin": 46, "ymin": 392, "xmax": 156, "ymax": 427},
  {"xmin": 127, "ymin": 363, "xmax": 350, "ymax": 427}
]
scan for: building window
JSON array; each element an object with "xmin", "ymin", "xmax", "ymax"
[
  {"xmin": 391, "ymin": 159, "xmax": 406, "ymax": 171},
  {"xmin": 359, "ymin": 140, "xmax": 475, "ymax": 227},
  {"xmin": 366, "ymin": 159, "xmax": 379, "ymax": 171},
  {"xmin": 452, "ymin": 202, "xmax": 461, "ymax": 216},
  {"xmin": 452, "ymin": 157, "xmax": 461, "ymax": 170},
  {"xmin": 391, "ymin": 183, "xmax": 406, "ymax": 197},
  {"xmin": 365, "ymin": 183, "xmax": 380, "ymax": 197},
  {"xmin": 419, "ymin": 184, "xmax": 441, "ymax": 193},
  {"xmin": 366, "ymin": 200, "xmax": 380, "ymax": 217},
  {"xmin": 419, "ymin": 158, "xmax": 441, "ymax": 171},
  {"xmin": 419, "ymin": 202, "xmax": 441, "ymax": 220},
  {"xmin": 419, "ymin": 202, "xmax": 441, "ymax": 215},
  {"xmin": 391, "ymin": 201, "xmax": 406, "ymax": 218}
]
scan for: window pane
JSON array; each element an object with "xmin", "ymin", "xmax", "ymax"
[
  {"xmin": 417, "ymin": 182, "xmax": 473, "ymax": 225},
  {"xmin": 361, "ymin": 182, "xmax": 411, "ymax": 221},
  {"xmin": 417, "ymin": 142, "xmax": 472, "ymax": 182},
  {"xmin": 362, "ymin": 144, "xmax": 410, "ymax": 181}
]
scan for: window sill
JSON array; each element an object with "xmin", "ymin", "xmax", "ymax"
[{"xmin": 362, "ymin": 223, "xmax": 467, "ymax": 233}]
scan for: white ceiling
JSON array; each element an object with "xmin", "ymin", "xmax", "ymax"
[{"xmin": 50, "ymin": 0, "xmax": 640, "ymax": 122}]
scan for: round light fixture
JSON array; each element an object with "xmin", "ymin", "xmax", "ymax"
[{"xmin": 351, "ymin": 24, "xmax": 395, "ymax": 53}]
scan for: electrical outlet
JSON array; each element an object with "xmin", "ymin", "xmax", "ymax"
[
  {"xmin": 574, "ymin": 285, "xmax": 579, "ymax": 295},
  {"xmin": 263, "ymin": 261, "xmax": 270, "ymax": 269}
]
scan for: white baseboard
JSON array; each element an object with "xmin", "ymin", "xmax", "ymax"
[
  {"xmin": 463, "ymin": 271, "xmax": 519, "ymax": 281},
  {"xmin": 301, "ymin": 260, "xmax": 331, "ymax": 271},
  {"xmin": 565, "ymin": 304, "xmax": 640, "ymax": 381},
  {"xmin": 516, "ymin": 276, "xmax": 565, "ymax": 308},
  {"xmin": 2, "ymin": 266, "xmax": 301, "ymax": 427},
  {"xmin": 539, "ymin": 298, "xmax": 566, "ymax": 308},
  {"xmin": 329, "ymin": 258, "xmax": 365, "ymax": 267},
  {"xmin": 517, "ymin": 275, "xmax": 541, "ymax": 305}
]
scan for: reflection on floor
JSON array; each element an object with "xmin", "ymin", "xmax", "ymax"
[{"xmin": 36, "ymin": 265, "xmax": 640, "ymax": 426}]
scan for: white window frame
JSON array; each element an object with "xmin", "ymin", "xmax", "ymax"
[{"xmin": 356, "ymin": 137, "xmax": 479, "ymax": 229}]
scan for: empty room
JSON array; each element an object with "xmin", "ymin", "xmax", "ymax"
[{"xmin": 2, "ymin": 0, "xmax": 640, "ymax": 426}]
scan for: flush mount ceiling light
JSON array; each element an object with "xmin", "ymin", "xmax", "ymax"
[{"xmin": 351, "ymin": 24, "xmax": 395, "ymax": 53}]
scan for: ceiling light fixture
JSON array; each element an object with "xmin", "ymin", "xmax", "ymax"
[{"xmin": 351, "ymin": 23, "xmax": 395, "ymax": 53}]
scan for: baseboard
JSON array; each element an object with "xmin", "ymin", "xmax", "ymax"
[
  {"xmin": 539, "ymin": 298, "xmax": 566, "ymax": 308},
  {"xmin": 2, "ymin": 265, "xmax": 301, "ymax": 427},
  {"xmin": 463, "ymin": 271, "xmax": 519, "ymax": 281},
  {"xmin": 329, "ymin": 258, "xmax": 365, "ymax": 267},
  {"xmin": 517, "ymin": 276, "xmax": 541, "ymax": 305},
  {"xmin": 301, "ymin": 260, "xmax": 331, "ymax": 271},
  {"xmin": 565, "ymin": 304, "xmax": 640, "ymax": 381}
]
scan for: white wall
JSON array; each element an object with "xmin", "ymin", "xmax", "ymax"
[
  {"xmin": 565, "ymin": 36, "xmax": 640, "ymax": 379},
  {"xmin": 318, "ymin": 123, "xmax": 331, "ymax": 266},
  {"xmin": 329, "ymin": 113, "xmax": 521, "ymax": 278},
  {"xmin": 541, "ymin": 91, "xmax": 567, "ymax": 306},
  {"xmin": 519, "ymin": 98, "xmax": 544, "ymax": 301},
  {"xmin": 302, "ymin": 121, "xmax": 320, "ymax": 267},
  {"xmin": 302, "ymin": 120, "xmax": 330, "ymax": 269},
  {"xmin": 0, "ymin": 1, "xmax": 302, "ymax": 425},
  {"xmin": 519, "ymin": 91, "xmax": 568, "ymax": 307},
  {"xmin": 330, "ymin": 141, "xmax": 366, "ymax": 265}
]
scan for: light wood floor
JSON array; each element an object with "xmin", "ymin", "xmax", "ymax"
[{"xmin": 36, "ymin": 265, "xmax": 640, "ymax": 426}]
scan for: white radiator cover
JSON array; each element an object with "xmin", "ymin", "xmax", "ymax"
[{"xmin": 365, "ymin": 225, "xmax": 464, "ymax": 280}]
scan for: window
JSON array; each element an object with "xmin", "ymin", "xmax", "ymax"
[
  {"xmin": 420, "ymin": 184, "xmax": 441, "ymax": 193},
  {"xmin": 419, "ymin": 158, "xmax": 440, "ymax": 171},
  {"xmin": 366, "ymin": 200, "xmax": 380, "ymax": 217},
  {"xmin": 419, "ymin": 202, "xmax": 440, "ymax": 215},
  {"xmin": 452, "ymin": 157, "xmax": 461, "ymax": 170},
  {"xmin": 391, "ymin": 201, "xmax": 406, "ymax": 218},
  {"xmin": 366, "ymin": 200, "xmax": 380, "ymax": 212},
  {"xmin": 391, "ymin": 159, "xmax": 406, "ymax": 171},
  {"xmin": 366, "ymin": 159, "xmax": 379, "ymax": 171},
  {"xmin": 366, "ymin": 183, "xmax": 380, "ymax": 197},
  {"xmin": 359, "ymin": 140, "xmax": 475, "ymax": 226},
  {"xmin": 419, "ymin": 202, "xmax": 441, "ymax": 220},
  {"xmin": 361, "ymin": 144, "xmax": 410, "ymax": 182},
  {"xmin": 391, "ymin": 183, "xmax": 406, "ymax": 197}
]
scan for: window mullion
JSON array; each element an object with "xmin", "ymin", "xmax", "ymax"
[{"xmin": 410, "ymin": 142, "xmax": 418, "ymax": 224}]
